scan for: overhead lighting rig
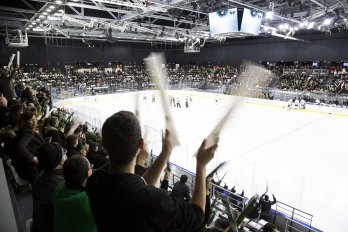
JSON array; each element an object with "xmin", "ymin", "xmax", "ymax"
[
  {"xmin": 96, "ymin": 20, "xmax": 125, "ymax": 32},
  {"xmin": 47, "ymin": 23, "xmax": 71, "ymax": 38},
  {"xmin": 62, "ymin": 14, "xmax": 95, "ymax": 28},
  {"xmin": 93, "ymin": 0, "xmax": 167, "ymax": 13}
]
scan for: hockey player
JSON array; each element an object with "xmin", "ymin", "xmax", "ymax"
[
  {"xmin": 300, "ymin": 98, "xmax": 305, "ymax": 109},
  {"xmin": 215, "ymin": 95, "xmax": 220, "ymax": 105},
  {"xmin": 294, "ymin": 98, "xmax": 299, "ymax": 110},
  {"xmin": 152, "ymin": 93, "xmax": 155, "ymax": 103},
  {"xmin": 176, "ymin": 98, "xmax": 181, "ymax": 108},
  {"xmin": 186, "ymin": 97, "xmax": 189, "ymax": 108},
  {"xmin": 189, "ymin": 95, "xmax": 193, "ymax": 104},
  {"xmin": 287, "ymin": 99, "xmax": 293, "ymax": 111},
  {"xmin": 143, "ymin": 94, "xmax": 147, "ymax": 102}
]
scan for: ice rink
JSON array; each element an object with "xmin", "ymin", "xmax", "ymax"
[{"xmin": 74, "ymin": 91, "xmax": 348, "ymax": 231}]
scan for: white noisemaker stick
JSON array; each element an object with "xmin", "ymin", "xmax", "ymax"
[{"xmin": 144, "ymin": 53, "xmax": 180, "ymax": 147}]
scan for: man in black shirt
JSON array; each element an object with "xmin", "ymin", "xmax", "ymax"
[
  {"xmin": 86, "ymin": 111, "xmax": 217, "ymax": 232},
  {"xmin": 259, "ymin": 192, "xmax": 277, "ymax": 220},
  {"xmin": 170, "ymin": 175, "xmax": 191, "ymax": 202}
]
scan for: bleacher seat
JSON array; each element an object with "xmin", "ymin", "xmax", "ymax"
[
  {"xmin": 26, "ymin": 219, "xmax": 33, "ymax": 232},
  {"xmin": 6, "ymin": 159, "xmax": 31, "ymax": 191}
]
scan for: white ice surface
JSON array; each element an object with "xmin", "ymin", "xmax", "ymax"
[{"xmin": 76, "ymin": 91, "xmax": 348, "ymax": 232}]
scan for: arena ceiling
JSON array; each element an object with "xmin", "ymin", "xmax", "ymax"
[{"xmin": 1, "ymin": 0, "xmax": 348, "ymax": 45}]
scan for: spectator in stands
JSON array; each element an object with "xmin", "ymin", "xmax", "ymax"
[
  {"xmin": 8, "ymin": 104, "xmax": 23, "ymax": 128},
  {"xmin": 86, "ymin": 142, "xmax": 109, "ymax": 169},
  {"xmin": 86, "ymin": 111, "xmax": 217, "ymax": 231},
  {"xmin": 0, "ymin": 97, "xmax": 10, "ymax": 128},
  {"xmin": 21, "ymin": 86, "xmax": 34, "ymax": 105},
  {"xmin": 7, "ymin": 98, "xmax": 20, "ymax": 109},
  {"xmin": 170, "ymin": 174, "xmax": 191, "ymax": 202},
  {"xmin": 65, "ymin": 134, "xmax": 87, "ymax": 157},
  {"xmin": 13, "ymin": 111, "xmax": 44, "ymax": 184},
  {"xmin": 259, "ymin": 192, "xmax": 277, "ymax": 221},
  {"xmin": 73, "ymin": 127, "xmax": 84, "ymax": 150},
  {"xmin": 32, "ymin": 143, "xmax": 66, "ymax": 232},
  {"xmin": 263, "ymin": 223, "xmax": 277, "ymax": 232},
  {"xmin": 52, "ymin": 155, "xmax": 97, "ymax": 232},
  {"xmin": 0, "ymin": 67, "xmax": 17, "ymax": 101},
  {"xmin": 43, "ymin": 116, "xmax": 65, "ymax": 145}
]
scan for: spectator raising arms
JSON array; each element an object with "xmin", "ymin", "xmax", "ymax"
[
  {"xmin": 86, "ymin": 111, "xmax": 218, "ymax": 232},
  {"xmin": 259, "ymin": 192, "xmax": 277, "ymax": 221}
]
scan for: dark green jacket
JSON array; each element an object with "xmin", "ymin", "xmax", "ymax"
[{"xmin": 52, "ymin": 182, "xmax": 97, "ymax": 232}]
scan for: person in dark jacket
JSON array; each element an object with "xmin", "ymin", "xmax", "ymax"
[
  {"xmin": 14, "ymin": 111, "xmax": 45, "ymax": 184},
  {"xmin": 0, "ymin": 68, "xmax": 17, "ymax": 101},
  {"xmin": 32, "ymin": 143, "xmax": 66, "ymax": 232},
  {"xmin": 170, "ymin": 175, "xmax": 191, "ymax": 202},
  {"xmin": 0, "ymin": 97, "xmax": 10, "ymax": 128},
  {"xmin": 43, "ymin": 116, "xmax": 65, "ymax": 145},
  {"xmin": 73, "ymin": 127, "xmax": 84, "ymax": 150},
  {"xmin": 21, "ymin": 86, "xmax": 34, "ymax": 105},
  {"xmin": 259, "ymin": 192, "xmax": 276, "ymax": 221},
  {"xmin": 86, "ymin": 142, "xmax": 109, "ymax": 169},
  {"xmin": 65, "ymin": 134, "xmax": 86, "ymax": 157}
]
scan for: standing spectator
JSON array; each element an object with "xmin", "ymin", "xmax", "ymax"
[
  {"xmin": 73, "ymin": 127, "xmax": 84, "ymax": 150},
  {"xmin": 86, "ymin": 142, "xmax": 109, "ymax": 169},
  {"xmin": 32, "ymin": 143, "xmax": 66, "ymax": 232},
  {"xmin": 259, "ymin": 192, "xmax": 276, "ymax": 221},
  {"xmin": 0, "ymin": 67, "xmax": 17, "ymax": 101},
  {"xmin": 0, "ymin": 97, "xmax": 10, "ymax": 128},
  {"xmin": 43, "ymin": 117, "xmax": 65, "ymax": 145},
  {"xmin": 21, "ymin": 86, "xmax": 34, "ymax": 105},
  {"xmin": 65, "ymin": 134, "xmax": 87, "ymax": 157},
  {"xmin": 52, "ymin": 155, "xmax": 97, "ymax": 232},
  {"xmin": 86, "ymin": 111, "xmax": 218, "ymax": 231},
  {"xmin": 170, "ymin": 175, "xmax": 191, "ymax": 202},
  {"xmin": 177, "ymin": 98, "xmax": 181, "ymax": 108},
  {"xmin": 14, "ymin": 111, "xmax": 45, "ymax": 184}
]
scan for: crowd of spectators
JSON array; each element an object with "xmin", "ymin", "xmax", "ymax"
[
  {"xmin": 276, "ymin": 73, "xmax": 327, "ymax": 91},
  {"xmin": 0, "ymin": 65, "xmax": 280, "ymax": 231}
]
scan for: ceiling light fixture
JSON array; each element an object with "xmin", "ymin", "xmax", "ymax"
[{"xmin": 266, "ymin": 11, "xmax": 273, "ymax": 19}]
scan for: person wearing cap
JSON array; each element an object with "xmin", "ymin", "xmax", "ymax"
[
  {"xmin": 32, "ymin": 143, "xmax": 66, "ymax": 232},
  {"xmin": 52, "ymin": 155, "xmax": 97, "ymax": 232},
  {"xmin": 259, "ymin": 192, "xmax": 277, "ymax": 221}
]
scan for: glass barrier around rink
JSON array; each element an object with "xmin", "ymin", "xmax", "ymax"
[{"xmin": 50, "ymin": 84, "xmax": 348, "ymax": 231}]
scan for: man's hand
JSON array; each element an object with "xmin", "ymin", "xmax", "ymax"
[
  {"xmin": 163, "ymin": 168, "xmax": 171, "ymax": 181},
  {"xmin": 33, "ymin": 157, "xmax": 38, "ymax": 164},
  {"xmin": 196, "ymin": 139, "xmax": 217, "ymax": 167}
]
